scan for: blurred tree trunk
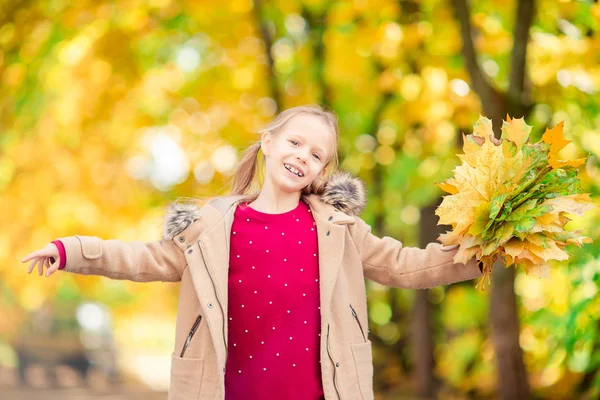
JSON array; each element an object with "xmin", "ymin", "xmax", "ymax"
[
  {"xmin": 576, "ymin": 316, "xmax": 600, "ymax": 393},
  {"xmin": 412, "ymin": 200, "xmax": 446, "ymax": 397},
  {"xmin": 450, "ymin": 0, "xmax": 535, "ymax": 398},
  {"xmin": 411, "ymin": 289, "xmax": 435, "ymax": 397},
  {"xmin": 369, "ymin": 91, "xmax": 414, "ymax": 383},
  {"xmin": 393, "ymin": 1, "xmax": 448, "ymax": 393}
]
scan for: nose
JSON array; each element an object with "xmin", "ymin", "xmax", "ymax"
[{"xmin": 296, "ymin": 152, "xmax": 308, "ymax": 164}]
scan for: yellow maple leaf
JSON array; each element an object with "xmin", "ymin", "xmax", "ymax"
[
  {"xmin": 503, "ymin": 238, "xmax": 524, "ymax": 260},
  {"xmin": 458, "ymin": 133, "xmax": 484, "ymax": 168},
  {"xmin": 535, "ymin": 212, "xmax": 560, "ymax": 226},
  {"xmin": 566, "ymin": 236, "xmax": 593, "ymax": 247},
  {"xmin": 515, "ymin": 248, "xmax": 546, "ymax": 265},
  {"xmin": 501, "ymin": 115, "xmax": 531, "ymax": 150},
  {"xmin": 523, "ymin": 239, "xmax": 569, "ymax": 262},
  {"xmin": 454, "ymin": 245, "xmax": 479, "ymax": 265},
  {"xmin": 541, "ymin": 121, "xmax": 587, "ymax": 169},
  {"xmin": 451, "ymin": 234, "xmax": 482, "ymax": 264},
  {"xmin": 542, "ymin": 193, "xmax": 595, "ymax": 216}
]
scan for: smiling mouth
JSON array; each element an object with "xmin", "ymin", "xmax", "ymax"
[{"xmin": 284, "ymin": 163, "xmax": 304, "ymax": 177}]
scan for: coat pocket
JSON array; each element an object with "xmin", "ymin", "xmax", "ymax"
[
  {"xmin": 75, "ymin": 235, "xmax": 103, "ymax": 259},
  {"xmin": 349, "ymin": 304, "xmax": 367, "ymax": 342},
  {"xmin": 168, "ymin": 353, "xmax": 204, "ymax": 400},
  {"xmin": 180, "ymin": 314, "xmax": 202, "ymax": 357},
  {"xmin": 350, "ymin": 341, "xmax": 374, "ymax": 400}
]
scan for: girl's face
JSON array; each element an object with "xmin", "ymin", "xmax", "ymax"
[{"xmin": 261, "ymin": 114, "xmax": 334, "ymax": 194}]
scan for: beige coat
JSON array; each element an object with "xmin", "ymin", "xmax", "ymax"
[{"xmin": 56, "ymin": 172, "xmax": 482, "ymax": 400}]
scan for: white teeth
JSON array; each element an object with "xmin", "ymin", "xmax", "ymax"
[{"xmin": 284, "ymin": 164, "xmax": 304, "ymax": 177}]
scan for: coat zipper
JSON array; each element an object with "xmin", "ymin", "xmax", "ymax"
[
  {"xmin": 198, "ymin": 241, "xmax": 228, "ymax": 364},
  {"xmin": 180, "ymin": 314, "xmax": 202, "ymax": 357},
  {"xmin": 326, "ymin": 324, "xmax": 341, "ymax": 399},
  {"xmin": 349, "ymin": 304, "xmax": 367, "ymax": 343}
]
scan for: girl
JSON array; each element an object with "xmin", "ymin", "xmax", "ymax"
[{"xmin": 21, "ymin": 104, "xmax": 483, "ymax": 400}]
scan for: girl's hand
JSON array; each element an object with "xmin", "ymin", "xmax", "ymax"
[{"xmin": 21, "ymin": 243, "xmax": 61, "ymax": 277}]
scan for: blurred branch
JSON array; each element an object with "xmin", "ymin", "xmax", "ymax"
[
  {"xmin": 0, "ymin": 0, "xmax": 27, "ymax": 26},
  {"xmin": 508, "ymin": 0, "xmax": 535, "ymax": 116},
  {"xmin": 302, "ymin": 6, "xmax": 333, "ymax": 109},
  {"xmin": 450, "ymin": 0, "xmax": 504, "ymax": 120},
  {"xmin": 252, "ymin": 0, "xmax": 282, "ymax": 109}
]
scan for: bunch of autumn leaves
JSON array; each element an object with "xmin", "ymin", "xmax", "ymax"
[{"xmin": 436, "ymin": 116, "xmax": 595, "ymax": 291}]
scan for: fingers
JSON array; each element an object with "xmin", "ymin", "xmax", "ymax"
[
  {"xmin": 24, "ymin": 255, "xmax": 53, "ymax": 277},
  {"xmin": 22, "ymin": 244, "xmax": 57, "ymax": 263},
  {"xmin": 23, "ymin": 250, "xmax": 45, "ymax": 273},
  {"xmin": 46, "ymin": 259, "xmax": 61, "ymax": 277},
  {"xmin": 25, "ymin": 256, "xmax": 58, "ymax": 277},
  {"xmin": 27, "ymin": 258, "xmax": 37, "ymax": 274},
  {"xmin": 37, "ymin": 256, "xmax": 44, "ymax": 276},
  {"xmin": 22, "ymin": 250, "xmax": 39, "ymax": 264},
  {"xmin": 22, "ymin": 245, "xmax": 61, "ymax": 277},
  {"xmin": 33, "ymin": 258, "xmax": 43, "ymax": 276}
]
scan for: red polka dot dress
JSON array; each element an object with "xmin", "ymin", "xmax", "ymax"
[{"xmin": 224, "ymin": 199, "xmax": 324, "ymax": 400}]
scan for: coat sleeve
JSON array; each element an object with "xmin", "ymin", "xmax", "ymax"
[
  {"xmin": 54, "ymin": 235, "xmax": 188, "ymax": 282},
  {"xmin": 348, "ymin": 216, "xmax": 482, "ymax": 289}
]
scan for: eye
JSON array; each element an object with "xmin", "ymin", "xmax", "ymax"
[{"xmin": 290, "ymin": 139, "xmax": 321, "ymax": 161}]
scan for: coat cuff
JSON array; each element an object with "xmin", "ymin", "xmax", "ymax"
[
  {"xmin": 53, "ymin": 236, "xmax": 89, "ymax": 272},
  {"xmin": 50, "ymin": 240, "xmax": 67, "ymax": 270}
]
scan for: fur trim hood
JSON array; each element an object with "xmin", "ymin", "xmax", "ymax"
[{"xmin": 162, "ymin": 171, "xmax": 367, "ymax": 241}]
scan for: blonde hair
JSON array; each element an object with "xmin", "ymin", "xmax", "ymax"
[{"xmin": 229, "ymin": 104, "xmax": 340, "ymax": 201}]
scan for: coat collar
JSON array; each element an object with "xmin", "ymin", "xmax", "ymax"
[{"xmin": 162, "ymin": 170, "xmax": 367, "ymax": 241}]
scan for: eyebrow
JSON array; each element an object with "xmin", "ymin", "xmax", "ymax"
[{"xmin": 289, "ymin": 134, "xmax": 327, "ymax": 156}]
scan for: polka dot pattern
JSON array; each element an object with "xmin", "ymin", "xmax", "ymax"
[{"xmin": 224, "ymin": 199, "xmax": 323, "ymax": 399}]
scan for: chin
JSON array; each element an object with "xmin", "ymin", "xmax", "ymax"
[{"xmin": 278, "ymin": 176, "xmax": 307, "ymax": 193}]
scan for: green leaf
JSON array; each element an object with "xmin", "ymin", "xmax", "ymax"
[
  {"xmin": 468, "ymin": 203, "xmax": 491, "ymax": 236},
  {"xmin": 502, "ymin": 139, "xmax": 518, "ymax": 157},
  {"xmin": 514, "ymin": 217, "xmax": 536, "ymax": 232},
  {"xmin": 495, "ymin": 203, "xmax": 513, "ymax": 221},
  {"xmin": 506, "ymin": 199, "xmax": 538, "ymax": 222},
  {"xmin": 489, "ymin": 193, "xmax": 508, "ymax": 220},
  {"xmin": 494, "ymin": 221, "xmax": 516, "ymax": 245}
]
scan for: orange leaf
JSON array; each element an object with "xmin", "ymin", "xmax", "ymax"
[
  {"xmin": 437, "ymin": 181, "xmax": 459, "ymax": 194},
  {"xmin": 541, "ymin": 121, "xmax": 587, "ymax": 169}
]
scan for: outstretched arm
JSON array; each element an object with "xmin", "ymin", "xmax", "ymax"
[
  {"xmin": 22, "ymin": 201, "xmax": 206, "ymax": 281},
  {"xmin": 52, "ymin": 235, "xmax": 187, "ymax": 282},
  {"xmin": 349, "ymin": 216, "xmax": 482, "ymax": 289}
]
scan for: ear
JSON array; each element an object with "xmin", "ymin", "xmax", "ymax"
[
  {"xmin": 260, "ymin": 132, "xmax": 272, "ymax": 156},
  {"xmin": 317, "ymin": 166, "xmax": 328, "ymax": 180}
]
